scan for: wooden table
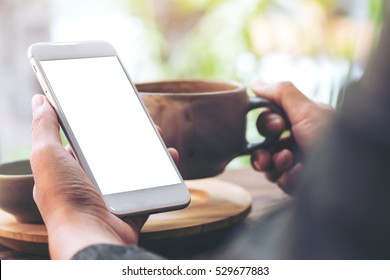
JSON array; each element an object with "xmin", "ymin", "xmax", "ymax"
[{"xmin": 0, "ymin": 167, "xmax": 290, "ymax": 260}]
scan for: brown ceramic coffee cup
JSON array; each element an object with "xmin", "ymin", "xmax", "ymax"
[
  {"xmin": 136, "ymin": 80, "xmax": 285, "ymax": 179},
  {"xmin": 0, "ymin": 160, "xmax": 42, "ymax": 223}
]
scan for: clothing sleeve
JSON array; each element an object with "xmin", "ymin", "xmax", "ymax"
[
  {"xmin": 287, "ymin": 19, "xmax": 390, "ymax": 259},
  {"xmin": 71, "ymin": 244, "xmax": 164, "ymax": 260}
]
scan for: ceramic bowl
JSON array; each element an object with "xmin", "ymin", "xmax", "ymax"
[{"xmin": 0, "ymin": 160, "xmax": 42, "ymax": 223}]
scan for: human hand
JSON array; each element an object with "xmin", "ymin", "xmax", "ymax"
[
  {"xmin": 251, "ymin": 82, "xmax": 335, "ymax": 194},
  {"xmin": 30, "ymin": 94, "xmax": 178, "ymax": 259}
]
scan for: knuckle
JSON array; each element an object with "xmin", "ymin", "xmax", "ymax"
[
  {"xmin": 30, "ymin": 143, "xmax": 59, "ymax": 168},
  {"xmin": 273, "ymin": 81, "xmax": 297, "ymax": 101},
  {"xmin": 278, "ymin": 81, "xmax": 295, "ymax": 91},
  {"xmin": 317, "ymin": 103, "xmax": 336, "ymax": 116},
  {"xmin": 31, "ymin": 110, "xmax": 47, "ymax": 133}
]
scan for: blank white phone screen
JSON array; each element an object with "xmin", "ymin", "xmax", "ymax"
[{"xmin": 40, "ymin": 56, "xmax": 181, "ymax": 195}]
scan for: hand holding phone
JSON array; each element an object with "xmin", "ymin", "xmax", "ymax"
[
  {"xmin": 30, "ymin": 94, "xmax": 143, "ymax": 259},
  {"xmin": 28, "ymin": 41, "xmax": 190, "ymax": 216}
]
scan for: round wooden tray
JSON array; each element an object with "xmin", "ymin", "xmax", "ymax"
[{"xmin": 0, "ymin": 178, "xmax": 252, "ymax": 257}]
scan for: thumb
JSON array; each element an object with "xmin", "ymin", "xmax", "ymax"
[
  {"xmin": 252, "ymin": 81, "xmax": 314, "ymax": 124},
  {"xmin": 31, "ymin": 94, "xmax": 62, "ymax": 149}
]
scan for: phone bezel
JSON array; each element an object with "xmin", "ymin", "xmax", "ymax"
[{"xmin": 28, "ymin": 41, "xmax": 190, "ymax": 216}]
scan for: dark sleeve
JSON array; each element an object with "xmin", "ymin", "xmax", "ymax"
[
  {"xmin": 71, "ymin": 244, "xmax": 164, "ymax": 260},
  {"xmin": 287, "ymin": 18, "xmax": 390, "ymax": 259}
]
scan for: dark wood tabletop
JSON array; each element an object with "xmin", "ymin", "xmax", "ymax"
[{"xmin": 0, "ymin": 167, "xmax": 290, "ymax": 260}]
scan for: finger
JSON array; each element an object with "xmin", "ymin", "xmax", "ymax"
[
  {"xmin": 277, "ymin": 163, "xmax": 303, "ymax": 195},
  {"xmin": 252, "ymin": 150, "xmax": 282, "ymax": 182},
  {"xmin": 168, "ymin": 147, "xmax": 179, "ymax": 166},
  {"xmin": 265, "ymin": 168, "xmax": 282, "ymax": 183},
  {"xmin": 256, "ymin": 111, "xmax": 286, "ymax": 137},
  {"xmin": 155, "ymin": 125, "xmax": 163, "ymax": 138},
  {"xmin": 252, "ymin": 81, "xmax": 313, "ymax": 123},
  {"xmin": 31, "ymin": 94, "xmax": 62, "ymax": 149},
  {"xmin": 273, "ymin": 135, "xmax": 294, "ymax": 149},
  {"xmin": 65, "ymin": 144, "xmax": 76, "ymax": 159},
  {"xmin": 65, "ymin": 144, "xmax": 73, "ymax": 155},
  {"xmin": 251, "ymin": 150, "xmax": 273, "ymax": 171},
  {"xmin": 272, "ymin": 149, "xmax": 294, "ymax": 172},
  {"xmin": 266, "ymin": 136, "xmax": 303, "ymax": 165},
  {"xmin": 271, "ymin": 144, "xmax": 302, "ymax": 188}
]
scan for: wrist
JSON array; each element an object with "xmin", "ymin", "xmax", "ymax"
[{"xmin": 46, "ymin": 213, "xmax": 124, "ymax": 259}]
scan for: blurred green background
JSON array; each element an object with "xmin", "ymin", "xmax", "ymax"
[{"xmin": 0, "ymin": 0, "xmax": 385, "ymax": 167}]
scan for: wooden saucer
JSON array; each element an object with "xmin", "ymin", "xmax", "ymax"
[{"xmin": 0, "ymin": 178, "xmax": 252, "ymax": 256}]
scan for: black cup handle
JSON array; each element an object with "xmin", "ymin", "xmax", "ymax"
[{"xmin": 242, "ymin": 96, "xmax": 290, "ymax": 154}]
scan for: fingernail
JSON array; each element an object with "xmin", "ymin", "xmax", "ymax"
[
  {"xmin": 252, "ymin": 150, "xmax": 263, "ymax": 171},
  {"xmin": 32, "ymin": 94, "xmax": 44, "ymax": 111},
  {"xmin": 269, "ymin": 117, "xmax": 283, "ymax": 130},
  {"xmin": 253, "ymin": 159, "xmax": 262, "ymax": 171}
]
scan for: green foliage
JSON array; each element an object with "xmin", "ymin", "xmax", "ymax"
[
  {"xmin": 369, "ymin": 0, "xmax": 385, "ymax": 24},
  {"xmin": 122, "ymin": 0, "xmax": 386, "ymax": 167},
  {"xmin": 368, "ymin": 0, "xmax": 385, "ymax": 44},
  {"xmin": 311, "ymin": 0, "xmax": 338, "ymax": 11},
  {"xmin": 125, "ymin": 0, "xmax": 276, "ymax": 80}
]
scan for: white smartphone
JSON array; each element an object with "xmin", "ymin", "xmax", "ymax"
[{"xmin": 28, "ymin": 41, "xmax": 190, "ymax": 216}]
